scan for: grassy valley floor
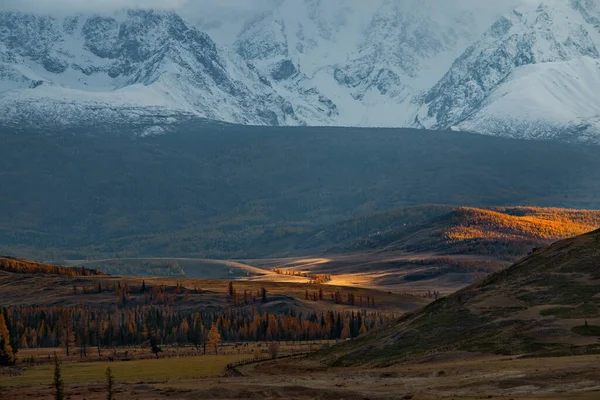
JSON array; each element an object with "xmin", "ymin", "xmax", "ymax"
[{"xmin": 2, "ymin": 352, "xmax": 599, "ymax": 399}]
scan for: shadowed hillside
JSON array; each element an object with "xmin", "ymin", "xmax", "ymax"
[
  {"xmin": 35, "ymin": 206, "xmax": 600, "ymax": 296},
  {"xmin": 319, "ymin": 228, "xmax": 600, "ymax": 366},
  {"xmin": 3, "ymin": 122, "xmax": 600, "ymax": 260}
]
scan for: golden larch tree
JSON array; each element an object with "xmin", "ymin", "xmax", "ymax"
[
  {"xmin": 0, "ymin": 313, "xmax": 16, "ymax": 366},
  {"xmin": 207, "ymin": 323, "xmax": 221, "ymax": 354}
]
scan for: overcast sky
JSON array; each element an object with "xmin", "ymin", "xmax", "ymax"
[{"xmin": 0, "ymin": 0, "xmax": 277, "ymax": 14}]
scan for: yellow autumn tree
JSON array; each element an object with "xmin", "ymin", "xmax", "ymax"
[
  {"xmin": 0, "ymin": 313, "xmax": 16, "ymax": 366},
  {"xmin": 207, "ymin": 323, "xmax": 221, "ymax": 354},
  {"xmin": 341, "ymin": 322, "xmax": 351, "ymax": 340},
  {"xmin": 358, "ymin": 322, "xmax": 367, "ymax": 335}
]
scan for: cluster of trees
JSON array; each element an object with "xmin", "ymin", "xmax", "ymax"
[
  {"xmin": 424, "ymin": 290, "xmax": 441, "ymax": 300},
  {"xmin": 303, "ymin": 288, "xmax": 376, "ymax": 307},
  {"xmin": 1, "ymin": 305, "xmax": 391, "ymax": 357},
  {"xmin": 228, "ymin": 282, "xmax": 268, "ymax": 306},
  {"xmin": 0, "ymin": 256, "xmax": 104, "ymax": 277},
  {"xmin": 271, "ymin": 267, "xmax": 331, "ymax": 284},
  {"xmin": 71, "ymin": 280, "xmax": 200, "ymax": 308},
  {"xmin": 395, "ymin": 290, "xmax": 442, "ymax": 300},
  {"xmin": 226, "ymin": 282, "xmax": 377, "ymax": 308}
]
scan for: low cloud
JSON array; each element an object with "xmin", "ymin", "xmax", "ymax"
[
  {"xmin": 0, "ymin": 0, "xmax": 189, "ymax": 13},
  {"xmin": 0, "ymin": 0, "xmax": 279, "ymax": 13}
]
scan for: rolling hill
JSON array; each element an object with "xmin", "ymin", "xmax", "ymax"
[
  {"xmin": 319, "ymin": 228, "xmax": 600, "ymax": 366},
  {"xmin": 294, "ymin": 205, "xmax": 600, "ymax": 260},
  {"xmin": 222, "ymin": 205, "xmax": 600, "ymax": 295},
  {"xmin": 64, "ymin": 205, "xmax": 600, "ymax": 297}
]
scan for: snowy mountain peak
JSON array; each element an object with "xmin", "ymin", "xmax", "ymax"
[
  {"xmin": 1, "ymin": 1, "xmax": 600, "ymax": 143},
  {"xmin": 414, "ymin": 0, "xmax": 600, "ymax": 141},
  {"xmin": 0, "ymin": 9, "xmax": 323, "ymax": 128}
]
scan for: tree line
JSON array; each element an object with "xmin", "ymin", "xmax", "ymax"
[
  {"xmin": 271, "ymin": 267, "xmax": 332, "ymax": 284},
  {"xmin": 1, "ymin": 305, "xmax": 392, "ymax": 361},
  {"xmin": 227, "ymin": 282, "xmax": 377, "ymax": 308},
  {"xmin": 0, "ymin": 256, "xmax": 105, "ymax": 277},
  {"xmin": 302, "ymin": 287, "xmax": 377, "ymax": 307}
]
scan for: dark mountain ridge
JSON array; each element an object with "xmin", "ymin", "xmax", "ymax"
[{"xmin": 2, "ymin": 122, "xmax": 600, "ymax": 260}]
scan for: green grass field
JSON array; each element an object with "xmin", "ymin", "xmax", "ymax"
[{"xmin": 0, "ymin": 354, "xmax": 250, "ymax": 387}]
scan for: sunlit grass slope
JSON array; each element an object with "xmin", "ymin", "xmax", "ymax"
[{"xmin": 446, "ymin": 206, "xmax": 600, "ymax": 242}]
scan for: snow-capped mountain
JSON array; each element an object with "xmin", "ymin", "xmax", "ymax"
[
  {"xmin": 0, "ymin": 9, "xmax": 327, "ymax": 128},
  {"xmin": 1, "ymin": 0, "xmax": 600, "ymax": 143},
  {"xmin": 230, "ymin": 0, "xmax": 515, "ymax": 126},
  {"xmin": 416, "ymin": 0, "xmax": 600, "ymax": 141}
]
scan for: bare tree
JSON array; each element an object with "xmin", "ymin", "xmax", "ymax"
[
  {"xmin": 268, "ymin": 342, "xmax": 280, "ymax": 359},
  {"xmin": 150, "ymin": 336, "xmax": 162, "ymax": 359}
]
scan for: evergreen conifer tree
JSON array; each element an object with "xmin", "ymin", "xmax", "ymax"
[
  {"xmin": 105, "ymin": 367, "xmax": 116, "ymax": 400},
  {"xmin": 53, "ymin": 353, "xmax": 64, "ymax": 400}
]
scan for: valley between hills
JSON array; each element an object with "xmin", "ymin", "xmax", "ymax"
[
  {"xmin": 61, "ymin": 205, "xmax": 600, "ymax": 295},
  {"xmin": 2, "ymin": 227, "xmax": 600, "ymax": 398},
  {"xmin": 2, "ymin": 125, "xmax": 600, "ymax": 399}
]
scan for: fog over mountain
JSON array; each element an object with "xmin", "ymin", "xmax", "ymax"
[{"xmin": 2, "ymin": 0, "xmax": 600, "ymax": 142}]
